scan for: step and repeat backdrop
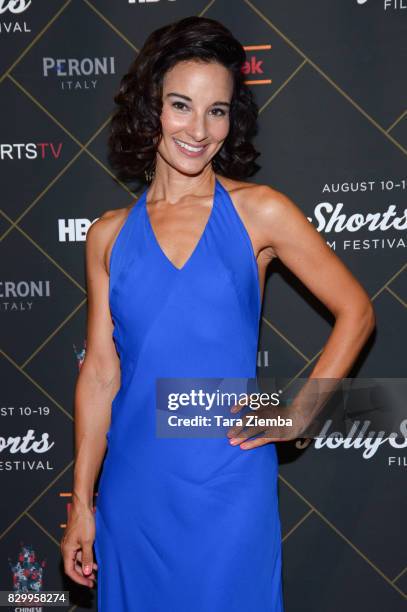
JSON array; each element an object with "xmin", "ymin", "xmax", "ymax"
[{"xmin": 1, "ymin": 1, "xmax": 406, "ymax": 610}]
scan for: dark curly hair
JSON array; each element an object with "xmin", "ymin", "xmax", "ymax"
[{"xmin": 107, "ymin": 15, "xmax": 261, "ymax": 185}]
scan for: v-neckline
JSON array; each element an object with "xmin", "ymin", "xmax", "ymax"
[{"xmin": 143, "ymin": 177, "xmax": 219, "ymax": 273}]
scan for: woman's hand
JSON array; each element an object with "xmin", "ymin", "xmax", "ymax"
[
  {"xmin": 226, "ymin": 403, "xmax": 307, "ymax": 449},
  {"xmin": 60, "ymin": 503, "xmax": 98, "ymax": 588},
  {"xmin": 226, "ymin": 379, "xmax": 342, "ymax": 450}
]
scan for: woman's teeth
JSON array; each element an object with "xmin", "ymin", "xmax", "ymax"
[{"xmin": 173, "ymin": 138, "xmax": 205, "ymax": 152}]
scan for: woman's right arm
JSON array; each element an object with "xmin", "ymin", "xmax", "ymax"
[{"xmin": 61, "ymin": 210, "xmax": 122, "ymax": 588}]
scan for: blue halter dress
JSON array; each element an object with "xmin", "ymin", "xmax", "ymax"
[{"xmin": 94, "ymin": 176, "xmax": 284, "ymax": 611}]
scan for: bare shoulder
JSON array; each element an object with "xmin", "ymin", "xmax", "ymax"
[
  {"xmin": 85, "ymin": 204, "xmax": 135, "ymax": 273},
  {"xmin": 219, "ymin": 177, "xmax": 295, "ymax": 217},
  {"xmin": 217, "ymin": 176, "xmax": 296, "ymax": 259}
]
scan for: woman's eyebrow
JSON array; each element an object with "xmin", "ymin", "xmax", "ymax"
[{"xmin": 166, "ymin": 92, "xmax": 231, "ymax": 107}]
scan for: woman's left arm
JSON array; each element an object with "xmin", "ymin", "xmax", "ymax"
[{"xmin": 254, "ymin": 186, "xmax": 376, "ymax": 378}]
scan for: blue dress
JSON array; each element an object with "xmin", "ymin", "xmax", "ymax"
[{"xmin": 94, "ymin": 176, "xmax": 284, "ymax": 611}]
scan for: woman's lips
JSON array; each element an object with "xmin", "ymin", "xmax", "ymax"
[{"xmin": 173, "ymin": 137, "xmax": 209, "ymax": 158}]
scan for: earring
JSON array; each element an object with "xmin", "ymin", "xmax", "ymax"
[{"xmin": 144, "ymin": 166, "xmax": 155, "ymax": 183}]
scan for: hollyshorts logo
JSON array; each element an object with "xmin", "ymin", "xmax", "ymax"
[
  {"xmin": 297, "ymin": 418, "xmax": 407, "ymax": 465},
  {"xmin": 42, "ymin": 56, "xmax": 116, "ymax": 91},
  {"xmin": 0, "ymin": 280, "xmax": 51, "ymax": 312},
  {"xmin": 0, "ymin": 0, "xmax": 32, "ymax": 35},
  {"xmin": 0, "ymin": 429, "xmax": 55, "ymax": 471},
  {"xmin": 357, "ymin": 0, "xmax": 406, "ymax": 9},
  {"xmin": 307, "ymin": 180, "xmax": 407, "ymax": 252}
]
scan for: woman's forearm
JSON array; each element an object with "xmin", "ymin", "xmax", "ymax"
[
  {"xmin": 283, "ymin": 303, "xmax": 377, "ymax": 435},
  {"xmin": 309, "ymin": 302, "xmax": 376, "ymax": 379},
  {"xmin": 72, "ymin": 361, "xmax": 120, "ymax": 511}
]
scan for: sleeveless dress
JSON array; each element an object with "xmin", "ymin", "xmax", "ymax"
[{"xmin": 94, "ymin": 176, "xmax": 284, "ymax": 611}]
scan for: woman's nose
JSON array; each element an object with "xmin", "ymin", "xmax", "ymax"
[{"xmin": 186, "ymin": 113, "xmax": 208, "ymax": 142}]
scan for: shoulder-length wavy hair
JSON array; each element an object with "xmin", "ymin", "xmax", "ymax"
[{"xmin": 108, "ymin": 16, "xmax": 261, "ymax": 184}]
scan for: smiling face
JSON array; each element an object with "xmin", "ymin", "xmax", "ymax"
[{"xmin": 156, "ymin": 60, "xmax": 234, "ymax": 176}]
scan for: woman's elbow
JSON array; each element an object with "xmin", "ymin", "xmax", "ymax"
[
  {"xmin": 336, "ymin": 293, "xmax": 376, "ymax": 336},
  {"xmin": 348, "ymin": 296, "xmax": 376, "ymax": 337},
  {"xmin": 362, "ymin": 300, "xmax": 376, "ymax": 335}
]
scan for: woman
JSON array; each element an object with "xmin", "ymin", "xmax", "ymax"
[{"xmin": 61, "ymin": 16, "xmax": 375, "ymax": 611}]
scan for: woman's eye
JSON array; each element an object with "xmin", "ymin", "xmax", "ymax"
[
  {"xmin": 171, "ymin": 102, "xmax": 227, "ymax": 117},
  {"xmin": 211, "ymin": 108, "xmax": 227, "ymax": 117},
  {"xmin": 172, "ymin": 101, "xmax": 188, "ymax": 111}
]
